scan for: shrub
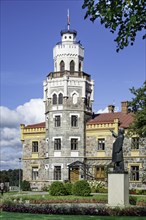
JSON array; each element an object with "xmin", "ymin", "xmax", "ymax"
[
  {"xmin": 129, "ymin": 196, "xmax": 137, "ymax": 205},
  {"xmin": 41, "ymin": 184, "xmax": 50, "ymax": 192},
  {"xmin": 64, "ymin": 182, "xmax": 73, "ymax": 195},
  {"xmin": 72, "ymin": 180, "xmax": 91, "ymax": 196},
  {"xmin": 2, "ymin": 202, "xmax": 146, "ymax": 216},
  {"xmin": 129, "ymin": 188, "xmax": 146, "ymax": 195},
  {"xmin": 98, "ymin": 187, "xmax": 108, "ymax": 193},
  {"xmin": 21, "ymin": 180, "xmax": 31, "ymax": 191},
  {"xmin": 49, "ymin": 181, "xmax": 67, "ymax": 196}
]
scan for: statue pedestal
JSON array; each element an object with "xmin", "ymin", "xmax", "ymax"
[{"xmin": 108, "ymin": 172, "xmax": 129, "ymax": 206}]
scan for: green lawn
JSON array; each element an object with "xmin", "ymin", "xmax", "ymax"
[
  {"xmin": 0, "ymin": 212, "xmax": 146, "ymax": 220},
  {"xmin": 1, "ymin": 193, "xmax": 108, "ymax": 203}
]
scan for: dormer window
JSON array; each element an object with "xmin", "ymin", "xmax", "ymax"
[
  {"xmin": 70, "ymin": 60, "xmax": 75, "ymax": 73},
  {"xmin": 60, "ymin": 60, "xmax": 65, "ymax": 72}
]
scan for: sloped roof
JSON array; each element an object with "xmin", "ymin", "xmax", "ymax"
[
  {"xmin": 23, "ymin": 111, "xmax": 133, "ymax": 129},
  {"xmin": 25, "ymin": 122, "xmax": 45, "ymax": 129},
  {"xmin": 87, "ymin": 112, "xmax": 133, "ymax": 128}
]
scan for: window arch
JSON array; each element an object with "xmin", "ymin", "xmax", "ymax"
[
  {"xmin": 58, "ymin": 93, "xmax": 63, "ymax": 105},
  {"xmin": 72, "ymin": 93, "xmax": 78, "ymax": 104},
  {"xmin": 79, "ymin": 62, "xmax": 81, "ymax": 72},
  {"xmin": 70, "ymin": 60, "xmax": 75, "ymax": 73},
  {"xmin": 60, "ymin": 60, "xmax": 65, "ymax": 72},
  {"xmin": 53, "ymin": 94, "xmax": 57, "ymax": 105}
]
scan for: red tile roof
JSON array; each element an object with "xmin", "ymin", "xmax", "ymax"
[
  {"xmin": 24, "ymin": 112, "xmax": 134, "ymax": 129},
  {"xmin": 87, "ymin": 112, "xmax": 134, "ymax": 128},
  {"xmin": 25, "ymin": 122, "xmax": 45, "ymax": 128}
]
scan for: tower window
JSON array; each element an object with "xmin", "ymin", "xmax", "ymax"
[
  {"xmin": 71, "ymin": 138, "xmax": 78, "ymax": 150},
  {"xmin": 58, "ymin": 93, "xmax": 63, "ymax": 105},
  {"xmin": 70, "ymin": 60, "xmax": 75, "ymax": 73},
  {"xmin": 71, "ymin": 115, "xmax": 78, "ymax": 127},
  {"xmin": 130, "ymin": 166, "xmax": 139, "ymax": 181},
  {"xmin": 53, "ymin": 94, "xmax": 57, "ymax": 105},
  {"xmin": 54, "ymin": 166, "xmax": 61, "ymax": 180},
  {"xmin": 60, "ymin": 60, "xmax": 65, "ymax": 72},
  {"xmin": 98, "ymin": 139, "xmax": 105, "ymax": 150},
  {"xmin": 54, "ymin": 138, "xmax": 61, "ymax": 150},
  {"xmin": 72, "ymin": 93, "xmax": 78, "ymax": 104},
  {"xmin": 32, "ymin": 141, "xmax": 38, "ymax": 152},
  {"xmin": 79, "ymin": 62, "xmax": 81, "ymax": 71},
  {"xmin": 55, "ymin": 116, "xmax": 61, "ymax": 127}
]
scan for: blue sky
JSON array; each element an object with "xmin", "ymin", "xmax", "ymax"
[{"xmin": 0, "ymin": 0, "xmax": 145, "ymax": 170}]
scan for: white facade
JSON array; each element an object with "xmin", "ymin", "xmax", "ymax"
[{"xmin": 53, "ymin": 29, "xmax": 84, "ymax": 72}]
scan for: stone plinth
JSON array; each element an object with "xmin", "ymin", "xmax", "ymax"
[{"xmin": 108, "ymin": 172, "xmax": 129, "ymax": 206}]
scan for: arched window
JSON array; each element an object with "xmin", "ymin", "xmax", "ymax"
[
  {"xmin": 58, "ymin": 93, "xmax": 63, "ymax": 105},
  {"xmin": 72, "ymin": 93, "xmax": 78, "ymax": 104},
  {"xmin": 60, "ymin": 60, "xmax": 65, "ymax": 72},
  {"xmin": 53, "ymin": 94, "xmax": 57, "ymax": 105},
  {"xmin": 79, "ymin": 62, "xmax": 81, "ymax": 72},
  {"xmin": 70, "ymin": 60, "xmax": 75, "ymax": 73}
]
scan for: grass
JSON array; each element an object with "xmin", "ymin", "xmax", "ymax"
[
  {"xmin": 0, "ymin": 212, "xmax": 146, "ymax": 220},
  {"xmin": 1, "ymin": 193, "xmax": 108, "ymax": 203},
  {"xmin": 1, "ymin": 192, "xmax": 145, "ymax": 206}
]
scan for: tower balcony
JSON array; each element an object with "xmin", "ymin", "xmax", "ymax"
[{"xmin": 47, "ymin": 71, "xmax": 91, "ymax": 81}]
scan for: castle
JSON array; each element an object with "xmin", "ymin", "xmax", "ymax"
[{"xmin": 20, "ymin": 21, "xmax": 146, "ymax": 191}]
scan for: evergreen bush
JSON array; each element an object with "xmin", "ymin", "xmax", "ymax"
[
  {"xmin": 72, "ymin": 180, "xmax": 91, "ymax": 196},
  {"xmin": 49, "ymin": 181, "xmax": 67, "ymax": 196},
  {"xmin": 64, "ymin": 182, "xmax": 73, "ymax": 195}
]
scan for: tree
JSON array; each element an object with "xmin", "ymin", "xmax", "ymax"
[
  {"xmin": 82, "ymin": 0, "xmax": 146, "ymax": 52},
  {"xmin": 128, "ymin": 81, "xmax": 146, "ymax": 137},
  {"xmin": 0, "ymin": 169, "xmax": 23, "ymax": 186}
]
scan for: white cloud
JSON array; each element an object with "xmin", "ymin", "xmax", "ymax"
[
  {"xmin": 97, "ymin": 107, "xmax": 109, "ymax": 113},
  {"xmin": 96, "ymin": 106, "xmax": 119, "ymax": 113},
  {"xmin": 0, "ymin": 99, "xmax": 45, "ymax": 170}
]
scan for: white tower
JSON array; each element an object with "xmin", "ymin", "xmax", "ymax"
[
  {"xmin": 53, "ymin": 11, "xmax": 84, "ymax": 72},
  {"xmin": 43, "ymin": 14, "xmax": 94, "ymax": 183}
]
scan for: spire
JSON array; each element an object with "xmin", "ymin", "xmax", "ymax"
[{"xmin": 67, "ymin": 9, "xmax": 70, "ymax": 30}]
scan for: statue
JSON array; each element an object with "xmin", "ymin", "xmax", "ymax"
[{"xmin": 110, "ymin": 128, "xmax": 125, "ymax": 172}]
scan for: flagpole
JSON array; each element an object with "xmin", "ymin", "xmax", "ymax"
[{"xmin": 67, "ymin": 9, "xmax": 70, "ymax": 31}]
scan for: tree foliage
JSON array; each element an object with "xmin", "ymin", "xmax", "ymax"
[
  {"xmin": 0, "ymin": 169, "xmax": 23, "ymax": 186},
  {"xmin": 128, "ymin": 81, "xmax": 146, "ymax": 137},
  {"xmin": 21, "ymin": 180, "xmax": 31, "ymax": 191},
  {"xmin": 82, "ymin": 0, "xmax": 146, "ymax": 52}
]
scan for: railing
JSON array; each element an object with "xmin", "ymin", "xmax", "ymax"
[{"xmin": 47, "ymin": 71, "xmax": 91, "ymax": 81}]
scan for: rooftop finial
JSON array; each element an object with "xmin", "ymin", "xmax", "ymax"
[{"xmin": 67, "ymin": 9, "xmax": 70, "ymax": 30}]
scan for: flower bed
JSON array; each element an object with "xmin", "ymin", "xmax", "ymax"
[{"xmin": 2, "ymin": 203, "xmax": 146, "ymax": 216}]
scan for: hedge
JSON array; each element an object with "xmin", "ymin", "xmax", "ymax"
[{"xmin": 2, "ymin": 203, "xmax": 146, "ymax": 216}]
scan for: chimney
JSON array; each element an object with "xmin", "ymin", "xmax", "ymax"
[
  {"xmin": 108, "ymin": 105, "xmax": 115, "ymax": 113},
  {"xmin": 121, "ymin": 101, "xmax": 128, "ymax": 114}
]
